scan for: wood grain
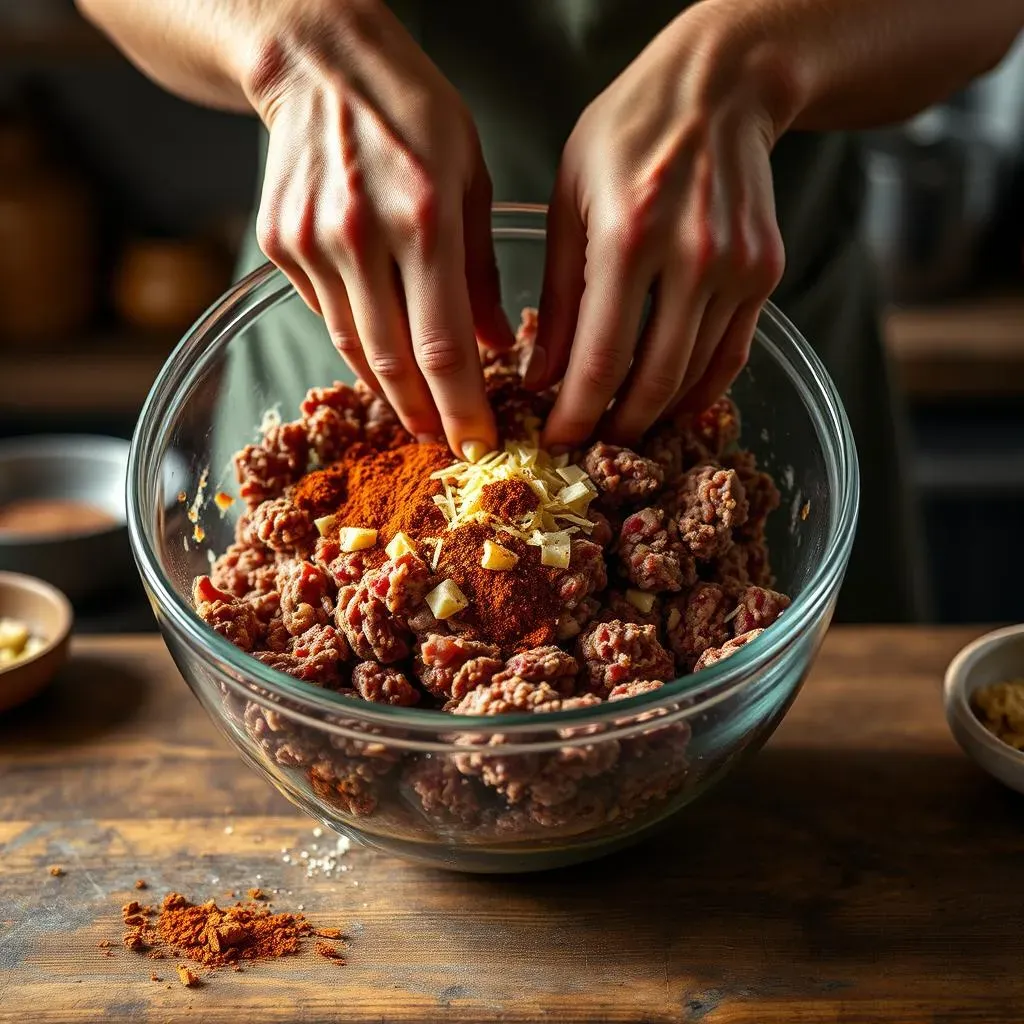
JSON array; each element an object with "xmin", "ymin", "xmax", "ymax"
[{"xmin": 2, "ymin": 629, "xmax": 1024, "ymax": 1023}]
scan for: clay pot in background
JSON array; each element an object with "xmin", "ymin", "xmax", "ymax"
[
  {"xmin": 0, "ymin": 118, "xmax": 97, "ymax": 344},
  {"xmin": 112, "ymin": 238, "xmax": 231, "ymax": 333}
]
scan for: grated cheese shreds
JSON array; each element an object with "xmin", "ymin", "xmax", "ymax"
[{"xmin": 427, "ymin": 441, "xmax": 599, "ymax": 550}]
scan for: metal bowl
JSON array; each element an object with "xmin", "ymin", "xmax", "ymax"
[{"xmin": 0, "ymin": 435, "xmax": 132, "ymax": 602}]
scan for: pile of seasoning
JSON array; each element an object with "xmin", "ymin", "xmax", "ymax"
[{"xmin": 119, "ymin": 891, "xmax": 345, "ymax": 982}]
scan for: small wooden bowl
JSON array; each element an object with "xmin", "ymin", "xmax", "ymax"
[{"xmin": 0, "ymin": 571, "xmax": 73, "ymax": 713}]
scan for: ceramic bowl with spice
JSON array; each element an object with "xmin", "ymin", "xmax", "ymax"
[
  {"xmin": 128, "ymin": 204, "xmax": 859, "ymax": 873},
  {"xmin": 944, "ymin": 623, "xmax": 1024, "ymax": 795}
]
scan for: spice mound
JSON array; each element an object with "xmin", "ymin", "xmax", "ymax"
[
  {"xmin": 972, "ymin": 679, "xmax": 1024, "ymax": 749},
  {"xmin": 120, "ymin": 893, "xmax": 345, "ymax": 974},
  {"xmin": 190, "ymin": 307, "xmax": 794, "ymax": 841}
]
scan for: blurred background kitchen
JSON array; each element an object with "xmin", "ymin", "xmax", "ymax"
[{"xmin": 0, "ymin": 1, "xmax": 1022, "ymax": 631}]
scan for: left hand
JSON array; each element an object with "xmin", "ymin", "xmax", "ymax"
[{"xmin": 529, "ymin": 4, "xmax": 789, "ymax": 450}]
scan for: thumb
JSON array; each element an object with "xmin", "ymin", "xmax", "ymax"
[{"xmin": 463, "ymin": 158, "xmax": 515, "ymax": 352}]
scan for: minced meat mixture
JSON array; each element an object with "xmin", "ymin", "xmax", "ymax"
[{"xmin": 195, "ymin": 309, "xmax": 791, "ymax": 839}]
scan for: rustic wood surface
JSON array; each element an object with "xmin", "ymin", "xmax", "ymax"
[{"xmin": 1, "ymin": 628, "xmax": 1023, "ymax": 1023}]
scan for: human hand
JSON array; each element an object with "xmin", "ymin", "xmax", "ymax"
[
  {"xmin": 529, "ymin": 4, "xmax": 788, "ymax": 450},
  {"xmin": 247, "ymin": 0, "xmax": 513, "ymax": 457}
]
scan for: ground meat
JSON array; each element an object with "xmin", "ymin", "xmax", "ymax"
[
  {"xmin": 587, "ymin": 511, "xmax": 614, "ymax": 549},
  {"xmin": 722, "ymin": 450, "xmax": 781, "ymax": 540},
  {"xmin": 234, "ymin": 419, "xmax": 309, "ymax": 508},
  {"xmin": 693, "ymin": 628, "xmax": 765, "ymax": 672},
  {"xmin": 404, "ymin": 756, "xmax": 484, "ymax": 825},
  {"xmin": 242, "ymin": 586, "xmax": 281, "ymax": 625},
  {"xmin": 732, "ymin": 585, "xmax": 790, "ymax": 635},
  {"xmin": 193, "ymin": 577, "xmax": 260, "ymax": 652},
  {"xmin": 210, "ymin": 541, "xmax": 274, "ymax": 598},
  {"xmin": 243, "ymin": 703, "xmax": 321, "ymax": 767},
  {"xmin": 616, "ymin": 507, "xmax": 697, "ymax": 593},
  {"xmin": 674, "ymin": 465, "xmax": 748, "ymax": 561},
  {"xmin": 495, "ymin": 646, "xmax": 579, "ymax": 697},
  {"xmin": 556, "ymin": 539, "xmax": 608, "ymax": 611},
  {"xmin": 304, "ymin": 406, "xmax": 362, "ymax": 466},
  {"xmin": 358, "ymin": 386, "xmax": 413, "ymax": 450},
  {"xmin": 308, "ymin": 757, "xmax": 381, "ymax": 816},
  {"xmin": 583, "ymin": 443, "xmax": 665, "ymax": 507},
  {"xmin": 556, "ymin": 596, "xmax": 601, "ymax": 642},
  {"xmin": 663, "ymin": 583, "xmax": 731, "ymax": 671},
  {"xmin": 599, "ymin": 589, "xmax": 662, "ymax": 630},
  {"xmin": 364, "ymin": 553, "xmax": 432, "ymax": 619},
  {"xmin": 641, "ymin": 422, "xmax": 711, "ymax": 479},
  {"xmin": 277, "ymin": 559, "xmax": 334, "ymax": 636},
  {"xmin": 288, "ymin": 622, "xmax": 348, "ymax": 681},
  {"xmin": 452, "ymin": 676, "xmax": 567, "ymax": 716},
  {"xmin": 313, "ymin": 538, "xmax": 378, "ymax": 587},
  {"xmin": 335, "ymin": 583, "xmax": 410, "ymax": 663},
  {"xmin": 351, "ymin": 662, "xmax": 420, "ymax": 706},
  {"xmin": 607, "ymin": 679, "xmax": 666, "ymax": 701},
  {"xmin": 577, "ymin": 619, "xmax": 675, "ymax": 697},
  {"xmin": 245, "ymin": 497, "xmax": 315, "ymax": 556},
  {"xmin": 691, "ymin": 397, "xmax": 741, "ymax": 458},
  {"xmin": 706, "ymin": 534, "xmax": 775, "ymax": 595},
  {"xmin": 417, "ymin": 634, "xmax": 503, "ymax": 700}
]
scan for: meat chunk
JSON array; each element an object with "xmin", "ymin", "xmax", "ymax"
[
  {"xmin": 690, "ymin": 396, "xmax": 741, "ymax": 458},
  {"xmin": 599, "ymin": 589, "xmax": 662, "ymax": 630},
  {"xmin": 693, "ymin": 628, "xmax": 765, "ymax": 672},
  {"xmin": 663, "ymin": 583, "xmax": 730, "ymax": 671},
  {"xmin": 451, "ymin": 676, "xmax": 567, "ymax": 716},
  {"xmin": 587, "ymin": 510, "xmax": 615, "ymax": 549},
  {"xmin": 616, "ymin": 507, "xmax": 696, "ymax": 593},
  {"xmin": 354, "ymin": 381, "xmax": 413, "ymax": 450},
  {"xmin": 313, "ymin": 536, "xmax": 377, "ymax": 587},
  {"xmin": 494, "ymin": 646, "xmax": 579, "ymax": 697},
  {"xmin": 335, "ymin": 583, "xmax": 410, "ymax": 663},
  {"xmin": 277, "ymin": 559, "xmax": 334, "ymax": 636},
  {"xmin": 210, "ymin": 541, "xmax": 274, "ymax": 598},
  {"xmin": 722, "ymin": 450, "xmax": 781, "ymax": 540},
  {"xmin": 417, "ymin": 634, "xmax": 503, "ymax": 700},
  {"xmin": 641, "ymin": 422, "xmax": 712, "ymax": 480},
  {"xmin": 577, "ymin": 619, "xmax": 674, "ymax": 697},
  {"xmin": 674, "ymin": 465, "xmax": 748, "ymax": 560},
  {"xmin": 556, "ymin": 539, "xmax": 608, "ymax": 611},
  {"xmin": 244, "ymin": 703, "xmax": 321, "ymax": 767},
  {"xmin": 607, "ymin": 679, "xmax": 665, "ymax": 701},
  {"xmin": 257, "ymin": 623, "xmax": 347, "ymax": 687},
  {"xmin": 706, "ymin": 534, "xmax": 775, "ymax": 596},
  {"xmin": 365, "ymin": 553, "xmax": 433, "ymax": 619},
  {"xmin": 583, "ymin": 443, "xmax": 664, "ymax": 507},
  {"xmin": 234, "ymin": 419, "xmax": 309, "ymax": 508},
  {"xmin": 351, "ymin": 662, "xmax": 420, "ymax": 706},
  {"xmin": 405, "ymin": 756, "xmax": 484, "ymax": 824},
  {"xmin": 193, "ymin": 576, "xmax": 260, "ymax": 652},
  {"xmin": 731, "ymin": 585, "xmax": 790, "ymax": 635},
  {"xmin": 244, "ymin": 497, "xmax": 315, "ymax": 555},
  {"xmin": 556, "ymin": 596, "xmax": 601, "ymax": 642}
]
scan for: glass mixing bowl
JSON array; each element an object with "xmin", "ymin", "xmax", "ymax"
[{"xmin": 128, "ymin": 204, "xmax": 859, "ymax": 873}]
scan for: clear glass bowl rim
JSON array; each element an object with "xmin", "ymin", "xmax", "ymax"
[{"xmin": 127, "ymin": 202, "xmax": 859, "ymax": 736}]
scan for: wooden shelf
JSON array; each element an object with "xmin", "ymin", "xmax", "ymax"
[
  {"xmin": 884, "ymin": 292, "xmax": 1024, "ymax": 400},
  {"xmin": 0, "ymin": 330, "xmax": 174, "ymax": 418}
]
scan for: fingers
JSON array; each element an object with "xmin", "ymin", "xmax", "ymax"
[
  {"xmin": 674, "ymin": 299, "xmax": 762, "ymax": 416},
  {"xmin": 601, "ymin": 278, "xmax": 709, "ymax": 445},
  {"xmin": 541, "ymin": 239, "xmax": 652, "ymax": 451},
  {"xmin": 343, "ymin": 248, "xmax": 445, "ymax": 443},
  {"xmin": 463, "ymin": 162, "xmax": 515, "ymax": 354},
  {"xmin": 401, "ymin": 223, "xmax": 498, "ymax": 458},
  {"xmin": 527, "ymin": 167, "xmax": 587, "ymax": 390},
  {"xmin": 674, "ymin": 292, "xmax": 740, "ymax": 398}
]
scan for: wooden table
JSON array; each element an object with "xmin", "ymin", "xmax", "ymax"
[{"xmin": 1, "ymin": 629, "xmax": 1022, "ymax": 1023}]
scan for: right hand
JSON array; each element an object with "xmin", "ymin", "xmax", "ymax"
[{"xmin": 246, "ymin": 0, "xmax": 513, "ymax": 456}]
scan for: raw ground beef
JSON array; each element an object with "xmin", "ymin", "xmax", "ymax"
[{"xmin": 196, "ymin": 308, "xmax": 791, "ymax": 841}]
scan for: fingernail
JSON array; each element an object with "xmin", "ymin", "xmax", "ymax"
[
  {"xmin": 461, "ymin": 439, "xmax": 490, "ymax": 463},
  {"xmin": 416, "ymin": 433, "xmax": 445, "ymax": 445},
  {"xmin": 523, "ymin": 346, "xmax": 547, "ymax": 388}
]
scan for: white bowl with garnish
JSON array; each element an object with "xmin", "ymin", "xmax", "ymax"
[{"xmin": 944, "ymin": 623, "xmax": 1024, "ymax": 795}]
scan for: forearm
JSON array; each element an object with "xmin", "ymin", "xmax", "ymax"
[{"xmin": 684, "ymin": 0, "xmax": 1022, "ymax": 135}]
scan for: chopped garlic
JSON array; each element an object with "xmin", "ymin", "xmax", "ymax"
[
  {"xmin": 626, "ymin": 589, "xmax": 657, "ymax": 615},
  {"xmin": 0, "ymin": 618, "xmax": 29, "ymax": 652},
  {"xmin": 314, "ymin": 514, "xmax": 337, "ymax": 537},
  {"xmin": 425, "ymin": 579, "xmax": 468, "ymax": 620},
  {"xmin": 385, "ymin": 532, "xmax": 416, "ymax": 560},
  {"xmin": 540, "ymin": 531, "xmax": 572, "ymax": 569},
  {"xmin": 556, "ymin": 464, "xmax": 589, "ymax": 485},
  {"xmin": 338, "ymin": 527, "xmax": 378, "ymax": 553},
  {"xmin": 481, "ymin": 540, "xmax": 518, "ymax": 571}
]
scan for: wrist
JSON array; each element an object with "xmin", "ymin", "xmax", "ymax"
[
  {"xmin": 238, "ymin": 0, "xmax": 383, "ymax": 125},
  {"xmin": 666, "ymin": 1, "xmax": 811, "ymax": 144}
]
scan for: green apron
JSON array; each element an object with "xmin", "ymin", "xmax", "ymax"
[{"xmin": 225, "ymin": 0, "xmax": 925, "ymax": 623}]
